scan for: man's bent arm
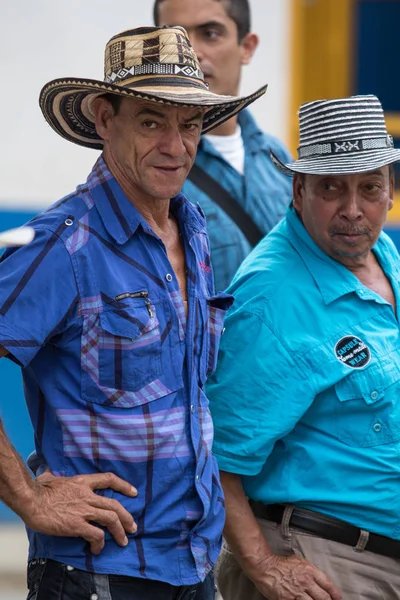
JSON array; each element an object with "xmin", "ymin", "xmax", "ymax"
[
  {"xmin": 0, "ymin": 346, "xmax": 138, "ymax": 555},
  {"xmin": 0, "ymin": 417, "xmax": 37, "ymax": 515},
  {"xmin": 220, "ymin": 470, "xmax": 342, "ymax": 600}
]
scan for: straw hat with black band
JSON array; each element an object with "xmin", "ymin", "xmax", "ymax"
[
  {"xmin": 271, "ymin": 95, "xmax": 400, "ymax": 176},
  {"xmin": 39, "ymin": 25, "xmax": 268, "ymax": 150}
]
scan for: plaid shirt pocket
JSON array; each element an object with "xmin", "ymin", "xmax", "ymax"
[{"xmin": 81, "ymin": 300, "xmax": 172, "ymax": 407}]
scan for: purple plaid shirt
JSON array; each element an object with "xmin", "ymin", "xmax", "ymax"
[{"xmin": 0, "ymin": 157, "xmax": 232, "ymax": 585}]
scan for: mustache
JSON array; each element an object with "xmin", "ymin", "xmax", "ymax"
[{"xmin": 329, "ymin": 226, "xmax": 371, "ymax": 237}]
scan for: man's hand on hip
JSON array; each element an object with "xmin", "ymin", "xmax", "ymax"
[
  {"xmin": 20, "ymin": 472, "xmax": 138, "ymax": 555},
  {"xmin": 254, "ymin": 553, "xmax": 342, "ymax": 600}
]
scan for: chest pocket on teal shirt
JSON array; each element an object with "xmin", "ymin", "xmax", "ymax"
[{"xmin": 334, "ymin": 362, "xmax": 400, "ymax": 447}]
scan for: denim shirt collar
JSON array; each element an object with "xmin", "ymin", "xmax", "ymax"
[{"xmin": 87, "ymin": 156, "xmax": 206, "ymax": 245}]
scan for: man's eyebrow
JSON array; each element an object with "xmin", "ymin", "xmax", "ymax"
[
  {"xmin": 184, "ymin": 112, "xmax": 203, "ymax": 123},
  {"xmin": 196, "ymin": 20, "xmax": 226, "ymax": 30},
  {"xmin": 363, "ymin": 170, "xmax": 386, "ymax": 177},
  {"xmin": 135, "ymin": 108, "xmax": 203, "ymax": 123},
  {"xmin": 136, "ymin": 107, "xmax": 167, "ymax": 119}
]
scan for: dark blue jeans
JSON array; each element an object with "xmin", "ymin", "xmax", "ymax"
[{"xmin": 27, "ymin": 558, "xmax": 216, "ymax": 600}]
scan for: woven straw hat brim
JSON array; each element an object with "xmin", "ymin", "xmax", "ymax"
[
  {"xmin": 40, "ymin": 77, "xmax": 268, "ymax": 149},
  {"xmin": 271, "ymin": 148, "xmax": 400, "ymax": 177}
]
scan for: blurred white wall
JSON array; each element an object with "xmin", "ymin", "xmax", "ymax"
[{"xmin": 0, "ymin": 0, "xmax": 290, "ymax": 208}]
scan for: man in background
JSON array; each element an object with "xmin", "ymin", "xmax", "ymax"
[{"xmin": 154, "ymin": 0, "xmax": 293, "ymax": 291}]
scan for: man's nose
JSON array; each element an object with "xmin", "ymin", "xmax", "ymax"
[
  {"xmin": 159, "ymin": 127, "xmax": 185, "ymax": 156},
  {"xmin": 339, "ymin": 190, "xmax": 363, "ymax": 220}
]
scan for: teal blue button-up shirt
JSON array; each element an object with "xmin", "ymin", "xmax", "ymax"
[{"xmin": 207, "ymin": 204, "xmax": 400, "ymax": 539}]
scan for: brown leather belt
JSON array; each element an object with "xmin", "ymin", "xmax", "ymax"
[{"xmin": 249, "ymin": 500, "xmax": 400, "ymax": 560}]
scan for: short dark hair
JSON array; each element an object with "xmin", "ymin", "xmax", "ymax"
[
  {"xmin": 100, "ymin": 93, "xmax": 123, "ymax": 115},
  {"xmin": 153, "ymin": 0, "xmax": 251, "ymax": 42}
]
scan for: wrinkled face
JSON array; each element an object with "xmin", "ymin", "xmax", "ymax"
[
  {"xmin": 94, "ymin": 97, "xmax": 203, "ymax": 202},
  {"xmin": 157, "ymin": 0, "xmax": 254, "ymax": 97},
  {"xmin": 293, "ymin": 167, "xmax": 394, "ymax": 266}
]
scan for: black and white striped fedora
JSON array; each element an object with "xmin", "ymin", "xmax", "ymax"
[
  {"xmin": 39, "ymin": 25, "xmax": 267, "ymax": 150},
  {"xmin": 271, "ymin": 95, "xmax": 400, "ymax": 175}
]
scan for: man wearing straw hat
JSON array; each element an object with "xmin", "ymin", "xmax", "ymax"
[
  {"xmin": 207, "ymin": 94, "xmax": 400, "ymax": 600},
  {"xmin": 0, "ymin": 25, "xmax": 266, "ymax": 599}
]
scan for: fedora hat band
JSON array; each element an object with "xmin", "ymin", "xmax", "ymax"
[
  {"xmin": 298, "ymin": 135, "xmax": 394, "ymax": 160},
  {"xmin": 105, "ymin": 62, "xmax": 205, "ymax": 86}
]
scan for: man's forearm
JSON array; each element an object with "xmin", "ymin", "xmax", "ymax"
[
  {"xmin": 0, "ymin": 419, "xmax": 34, "ymax": 517},
  {"xmin": 220, "ymin": 470, "xmax": 273, "ymax": 581}
]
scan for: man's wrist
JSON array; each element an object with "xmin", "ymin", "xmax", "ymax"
[
  {"xmin": 7, "ymin": 476, "xmax": 37, "ymax": 521},
  {"xmin": 244, "ymin": 552, "xmax": 280, "ymax": 593},
  {"xmin": 234, "ymin": 545, "xmax": 276, "ymax": 583}
]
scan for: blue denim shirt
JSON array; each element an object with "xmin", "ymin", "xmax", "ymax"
[
  {"xmin": 0, "ymin": 157, "xmax": 232, "ymax": 584},
  {"xmin": 208, "ymin": 204, "xmax": 400, "ymax": 540},
  {"xmin": 182, "ymin": 110, "xmax": 293, "ymax": 291}
]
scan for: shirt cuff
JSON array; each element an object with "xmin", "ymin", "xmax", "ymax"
[
  {"xmin": 212, "ymin": 446, "xmax": 263, "ymax": 476},
  {"xmin": 0, "ymin": 322, "xmax": 41, "ymax": 367}
]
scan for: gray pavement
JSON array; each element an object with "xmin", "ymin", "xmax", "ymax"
[{"xmin": 0, "ymin": 522, "xmax": 27, "ymax": 599}]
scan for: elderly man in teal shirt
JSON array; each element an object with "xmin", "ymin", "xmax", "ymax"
[{"xmin": 208, "ymin": 95, "xmax": 400, "ymax": 600}]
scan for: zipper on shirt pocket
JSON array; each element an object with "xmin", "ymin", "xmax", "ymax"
[{"xmin": 115, "ymin": 290, "xmax": 153, "ymax": 318}]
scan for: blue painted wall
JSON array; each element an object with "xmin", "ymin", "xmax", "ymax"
[
  {"xmin": 355, "ymin": 1, "xmax": 400, "ymax": 111},
  {"xmin": 0, "ymin": 210, "xmax": 37, "ymax": 520}
]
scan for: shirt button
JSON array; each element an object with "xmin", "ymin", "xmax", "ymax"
[
  {"xmin": 91, "ymin": 595, "xmax": 99, "ymax": 600},
  {"xmin": 66, "ymin": 565, "xmax": 74, "ymax": 571},
  {"xmin": 370, "ymin": 390, "xmax": 379, "ymax": 401},
  {"xmin": 64, "ymin": 218, "xmax": 74, "ymax": 227},
  {"xmin": 165, "ymin": 273, "xmax": 173, "ymax": 282},
  {"xmin": 373, "ymin": 423, "xmax": 382, "ymax": 433},
  {"xmin": 190, "ymin": 404, "xmax": 195, "ymax": 414},
  {"xmin": 196, "ymin": 475, "xmax": 200, "ymax": 483}
]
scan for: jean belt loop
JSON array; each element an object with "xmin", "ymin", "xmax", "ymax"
[
  {"xmin": 281, "ymin": 504, "xmax": 295, "ymax": 540},
  {"xmin": 92, "ymin": 573, "xmax": 112, "ymax": 600},
  {"xmin": 354, "ymin": 528, "xmax": 370, "ymax": 553}
]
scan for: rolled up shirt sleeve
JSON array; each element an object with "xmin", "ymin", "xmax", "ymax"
[
  {"xmin": 0, "ymin": 225, "xmax": 78, "ymax": 367},
  {"xmin": 207, "ymin": 307, "xmax": 316, "ymax": 476}
]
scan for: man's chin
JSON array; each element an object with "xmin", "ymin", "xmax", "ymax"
[
  {"xmin": 332, "ymin": 246, "xmax": 371, "ymax": 260},
  {"xmin": 148, "ymin": 185, "xmax": 186, "ymax": 201}
]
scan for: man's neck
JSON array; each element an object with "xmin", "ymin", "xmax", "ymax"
[
  {"xmin": 102, "ymin": 151, "xmax": 172, "ymax": 231},
  {"xmin": 342, "ymin": 250, "xmax": 380, "ymax": 280}
]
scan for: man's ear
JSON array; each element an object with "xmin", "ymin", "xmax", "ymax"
[
  {"xmin": 293, "ymin": 173, "xmax": 304, "ymax": 213},
  {"xmin": 91, "ymin": 96, "xmax": 115, "ymax": 141},
  {"xmin": 240, "ymin": 33, "xmax": 259, "ymax": 65}
]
